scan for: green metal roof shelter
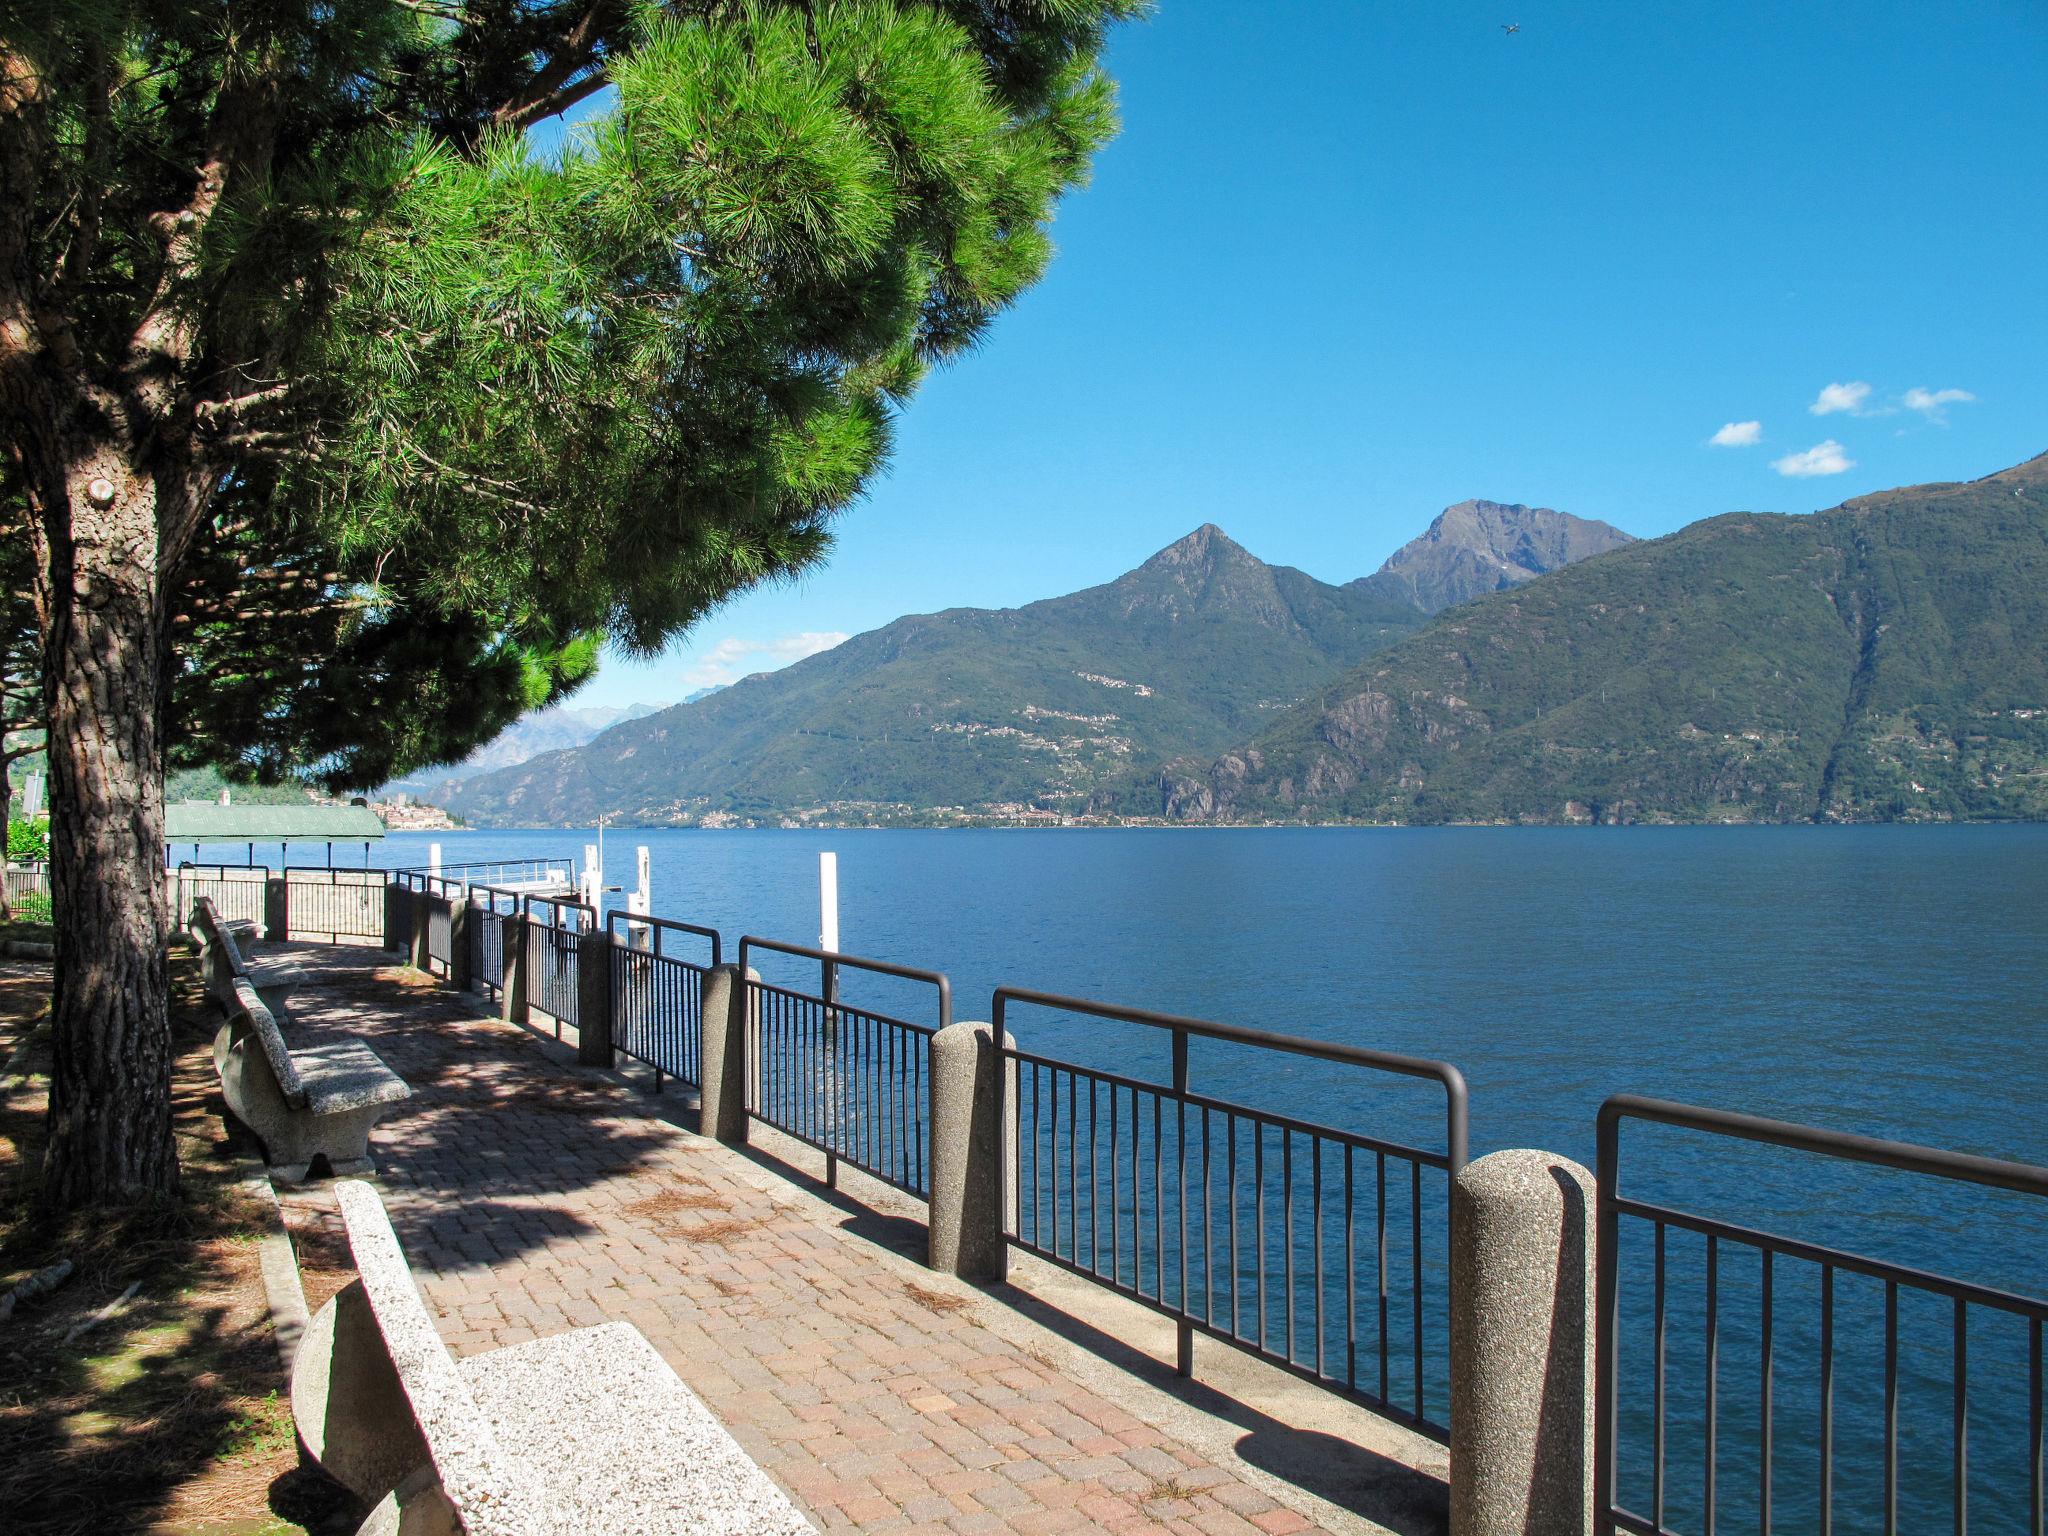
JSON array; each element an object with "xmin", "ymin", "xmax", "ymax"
[{"xmin": 165, "ymin": 801, "xmax": 384, "ymax": 867}]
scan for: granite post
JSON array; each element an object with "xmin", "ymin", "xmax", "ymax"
[
  {"xmin": 447, "ymin": 898, "xmax": 471, "ymax": 991},
  {"xmin": 577, "ymin": 927, "xmax": 614, "ymax": 1066},
  {"xmin": 1450, "ymin": 1148, "xmax": 1598, "ymax": 1536},
  {"xmin": 263, "ymin": 874, "xmax": 289, "ymax": 942},
  {"xmin": 698, "ymin": 964, "xmax": 752, "ymax": 1144},
  {"xmin": 407, "ymin": 892, "xmax": 431, "ymax": 973},
  {"xmin": 501, "ymin": 911, "xmax": 529, "ymax": 1026},
  {"xmin": 928, "ymin": 1020, "xmax": 1010, "ymax": 1282},
  {"xmin": 382, "ymin": 881, "xmax": 410, "ymax": 954}
]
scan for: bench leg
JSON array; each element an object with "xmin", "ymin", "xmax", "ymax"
[
  {"xmin": 269, "ymin": 1160, "xmax": 315, "ymax": 1185},
  {"xmin": 328, "ymin": 1156, "xmax": 375, "ymax": 1177}
]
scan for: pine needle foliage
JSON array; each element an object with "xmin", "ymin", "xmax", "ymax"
[{"xmin": 6, "ymin": 0, "xmax": 1139, "ymax": 784}]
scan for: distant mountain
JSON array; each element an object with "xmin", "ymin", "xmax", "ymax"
[
  {"xmin": 386, "ymin": 701, "xmax": 666, "ymax": 800},
  {"xmin": 1154, "ymin": 454, "xmax": 2048, "ymax": 825},
  {"xmin": 440, "ymin": 504, "xmax": 1636, "ymax": 827},
  {"xmin": 1350, "ymin": 499, "xmax": 1635, "ymax": 613},
  {"xmin": 439, "ymin": 526, "xmax": 1424, "ymax": 825}
]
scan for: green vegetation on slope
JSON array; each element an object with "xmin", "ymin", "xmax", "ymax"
[
  {"xmin": 1158, "ymin": 454, "xmax": 2048, "ymax": 825},
  {"xmin": 442, "ymin": 527, "xmax": 1428, "ymax": 825}
]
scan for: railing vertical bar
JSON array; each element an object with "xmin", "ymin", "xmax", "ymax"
[
  {"xmin": 1114, "ymin": 1081, "xmax": 1130, "ymax": 1286},
  {"xmin": 1705, "ymin": 1232, "xmax": 1719, "ymax": 1536},
  {"xmin": 1759, "ymin": 1248, "xmax": 1773, "ymax": 1536},
  {"xmin": 2030, "ymin": 1315, "xmax": 2042, "ymax": 1536},
  {"xmin": 1954, "ymin": 1298, "xmax": 1968, "ymax": 1536},
  {"xmin": 1284, "ymin": 1129, "xmax": 1295, "ymax": 1363},
  {"xmin": 1820, "ymin": 1264, "xmax": 1835, "ymax": 1536},
  {"xmin": 1411, "ymin": 1158, "xmax": 1424, "ymax": 1421},
  {"xmin": 1314, "ymin": 1136, "xmax": 1325, "ymax": 1381},
  {"xmin": 1230, "ymin": 1116, "xmax": 1241, "ymax": 1341},
  {"xmin": 1378, "ymin": 1149, "xmax": 1390, "ymax": 1405},
  {"xmin": 1345, "ymin": 1146, "xmax": 1357, "ymax": 1393},
  {"xmin": 1153, "ymin": 1089, "xmax": 1164, "ymax": 1304},
  {"xmin": 1090, "ymin": 1075, "xmax": 1101, "ymax": 1277},
  {"xmin": 1255, "ymin": 1120, "xmax": 1267, "ymax": 1351},
  {"xmin": 1655, "ymin": 1221, "xmax": 1667, "ymax": 1532}
]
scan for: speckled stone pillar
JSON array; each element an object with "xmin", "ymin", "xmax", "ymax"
[
  {"xmin": 1450, "ymin": 1148, "xmax": 1597, "ymax": 1536},
  {"xmin": 576, "ymin": 928, "xmax": 613, "ymax": 1066},
  {"xmin": 698, "ymin": 964, "xmax": 752, "ymax": 1144},
  {"xmin": 928, "ymin": 1021, "xmax": 1010, "ymax": 1283}
]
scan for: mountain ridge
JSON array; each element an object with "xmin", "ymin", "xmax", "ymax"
[
  {"xmin": 1150, "ymin": 452, "xmax": 2048, "ymax": 825},
  {"xmin": 439, "ymin": 501, "xmax": 1633, "ymax": 826}
]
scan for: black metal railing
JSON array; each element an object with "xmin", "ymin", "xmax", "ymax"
[
  {"xmin": 467, "ymin": 883, "xmax": 520, "ymax": 999},
  {"xmin": 395, "ymin": 858, "xmax": 574, "ymax": 893},
  {"xmin": 423, "ymin": 893, "xmax": 455, "ymax": 977},
  {"xmin": 739, "ymin": 936, "xmax": 949, "ymax": 1198},
  {"xmin": 4, "ymin": 862, "xmax": 52, "ymax": 923},
  {"xmin": 1596, "ymin": 1094, "xmax": 2048, "ymax": 1536},
  {"xmin": 174, "ymin": 863, "xmax": 268, "ymax": 927},
  {"xmin": 994, "ymin": 988, "xmax": 1468, "ymax": 1441},
  {"xmin": 279, "ymin": 867, "xmax": 386, "ymax": 942},
  {"xmin": 608, "ymin": 911, "xmax": 721, "ymax": 1091},
  {"xmin": 522, "ymin": 893, "xmax": 591, "ymax": 1031}
]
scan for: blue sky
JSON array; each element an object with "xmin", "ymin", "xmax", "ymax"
[{"xmin": 569, "ymin": 1, "xmax": 2048, "ymax": 708}]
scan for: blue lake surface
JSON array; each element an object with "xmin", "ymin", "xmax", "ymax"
[{"xmin": 339, "ymin": 825, "xmax": 2048, "ymax": 1530}]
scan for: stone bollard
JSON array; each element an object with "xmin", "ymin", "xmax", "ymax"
[
  {"xmin": 928, "ymin": 1021, "xmax": 1011, "ymax": 1283},
  {"xmin": 407, "ymin": 892, "xmax": 432, "ymax": 973},
  {"xmin": 697, "ymin": 964, "xmax": 753, "ymax": 1145},
  {"xmin": 382, "ymin": 881, "xmax": 410, "ymax": 954},
  {"xmin": 576, "ymin": 928, "xmax": 614, "ymax": 1067},
  {"xmin": 264, "ymin": 875, "xmax": 289, "ymax": 942},
  {"xmin": 501, "ymin": 911, "xmax": 528, "ymax": 1026},
  {"xmin": 447, "ymin": 899, "xmax": 471, "ymax": 991},
  {"xmin": 1450, "ymin": 1149, "xmax": 1598, "ymax": 1536}
]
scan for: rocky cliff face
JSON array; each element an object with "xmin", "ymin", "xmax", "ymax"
[{"xmin": 1349, "ymin": 500, "xmax": 1636, "ymax": 613}]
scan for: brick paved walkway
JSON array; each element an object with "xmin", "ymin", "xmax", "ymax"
[{"xmin": 270, "ymin": 946, "xmax": 1436, "ymax": 1536}]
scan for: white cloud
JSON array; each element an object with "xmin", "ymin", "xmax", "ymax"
[
  {"xmin": 681, "ymin": 630, "xmax": 848, "ymax": 690},
  {"xmin": 1809, "ymin": 381, "xmax": 1873, "ymax": 416},
  {"xmin": 1709, "ymin": 420, "xmax": 1763, "ymax": 447},
  {"xmin": 1903, "ymin": 386, "xmax": 1975, "ymax": 424},
  {"xmin": 1772, "ymin": 440, "xmax": 1854, "ymax": 478}
]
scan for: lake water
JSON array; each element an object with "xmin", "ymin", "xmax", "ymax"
[{"xmin": 344, "ymin": 825, "xmax": 2047, "ymax": 1530}]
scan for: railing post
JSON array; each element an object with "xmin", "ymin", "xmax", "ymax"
[
  {"xmin": 263, "ymin": 874, "xmax": 288, "ymax": 942},
  {"xmin": 502, "ymin": 910, "xmax": 529, "ymax": 1026},
  {"xmin": 928, "ymin": 1020, "xmax": 1010, "ymax": 1284},
  {"xmin": 698, "ymin": 964, "xmax": 751, "ymax": 1145},
  {"xmin": 383, "ymin": 880, "xmax": 409, "ymax": 953},
  {"xmin": 1450, "ymin": 1148, "xmax": 1598, "ymax": 1536},
  {"xmin": 448, "ymin": 898, "xmax": 471, "ymax": 991},
  {"xmin": 576, "ymin": 928, "xmax": 613, "ymax": 1067}
]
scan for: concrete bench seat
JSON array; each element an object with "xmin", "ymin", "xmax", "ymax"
[
  {"xmin": 295, "ymin": 1181, "xmax": 815, "ymax": 1536},
  {"xmin": 215, "ymin": 978, "xmax": 411, "ymax": 1182},
  {"xmin": 191, "ymin": 897, "xmax": 305, "ymax": 1017}
]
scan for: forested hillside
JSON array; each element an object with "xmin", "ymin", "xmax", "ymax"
[{"xmin": 1150, "ymin": 454, "xmax": 2048, "ymax": 824}]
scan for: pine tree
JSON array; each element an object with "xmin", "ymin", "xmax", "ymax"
[{"xmin": 0, "ymin": 0, "xmax": 1139, "ymax": 1204}]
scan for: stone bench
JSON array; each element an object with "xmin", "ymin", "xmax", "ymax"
[
  {"xmin": 215, "ymin": 978, "xmax": 412, "ymax": 1183},
  {"xmin": 293, "ymin": 1181, "xmax": 817, "ymax": 1536},
  {"xmin": 191, "ymin": 896, "xmax": 304, "ymax": 1018}
]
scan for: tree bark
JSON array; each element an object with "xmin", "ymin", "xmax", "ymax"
[{"xmin": 37, "ymin": 452, "xmax": 179, "ymax": 1204}]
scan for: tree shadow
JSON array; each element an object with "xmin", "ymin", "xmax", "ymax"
[{"xmin": 0, "ymin": 951, "xmax": 360, "ymax": 1536}]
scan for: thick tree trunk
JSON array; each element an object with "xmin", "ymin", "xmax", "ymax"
[{"xmin": 38, "ymin": 453, "xmax": 180, "ymax": 1204}]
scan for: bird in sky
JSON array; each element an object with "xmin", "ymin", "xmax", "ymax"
[{"xmin": 1501, "ymin": 22, "xmax": 1520, "ymax": 33}]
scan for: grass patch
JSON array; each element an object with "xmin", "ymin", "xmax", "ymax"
[{"xmin": 1144, "ymin": 1476, "xmax": 1201, "ymax": 1504}]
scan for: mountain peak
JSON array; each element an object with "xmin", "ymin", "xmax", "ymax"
[
  {"xmin": 1140, "ymin": 523, "xmax": 1249, "ymax": 570},
  {"xmin": 1351, "ymin": 499, "xmax": 1635, "ymax": 614}
]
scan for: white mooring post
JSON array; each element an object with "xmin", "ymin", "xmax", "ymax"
[
  {"xmin": 627, "ymin": 845, "xmax": 652, "ymax": 950},
  {"xmin": 818, "ymin": 851, "xmax": 839, "ymax": 954},
  {"xmin": 428, "ymin": 841, "xmax": 441, "ymax": 878},
  {"xmin": 580, "ymin": 843, "xmax": 601, "ymax": 919}
]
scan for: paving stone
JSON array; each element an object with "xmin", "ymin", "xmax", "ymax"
[{"xmin": 268, "ymin": 947, "xmax": 1353, "ymax": 1536}]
